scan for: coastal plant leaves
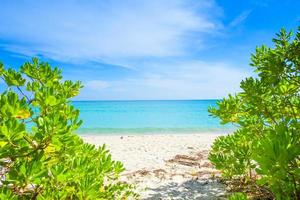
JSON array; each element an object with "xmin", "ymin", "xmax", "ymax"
[
  {"xmin": 0, "ymin": 58, "xmax": 138, "ymax": 199},
  {"xmin": 208, "ymin": 26, "xmax": 300, "ymax": 199}
]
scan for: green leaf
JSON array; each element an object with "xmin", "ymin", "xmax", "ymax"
[
  {"xmin": 208, "ymin": 25, "xmax": 300, "ymax": 199},
  {"xmin": 0, "ymin": 58, "xmax": 137, "ymax": 199}
]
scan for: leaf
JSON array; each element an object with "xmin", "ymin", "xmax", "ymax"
[
  {"xmin": 0, "ymin": 62, "xmax": 4, "ymax": 75},
  {"xmin": 0, "ymin": 58, "xmax": 137, "ymax": 199},
  {"xmin": 0, "ymin": 141, "xmax": 8, "ymax": 147},
  {"xmin": 208, "ymin": 26, "xmax": 300, "ymax": 199},
  {"xmin": 15, "ymin": 109, "xmax": 31, "ymax": 119},
  {"xmin": 45, "ymin": 95, "xmax": 57, "ymax": 106}
]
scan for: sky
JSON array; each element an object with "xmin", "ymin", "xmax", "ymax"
[{"xmin": 0, "ymin": 0, "xmax": 299, "ymax": 100}]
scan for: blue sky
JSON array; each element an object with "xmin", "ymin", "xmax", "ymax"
[{"xmin": 0, "ymin": 0, "xmax": 299, "ymax": 100}]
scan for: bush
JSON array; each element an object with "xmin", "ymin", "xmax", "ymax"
[
  {"xmin": 228, "ymin": 192, "xmax": 248, "ymax": 200},
  {"xmin": 0, "ymin": 59, "xmax": 137, "ymax": 199},
  {"xmin": 209, "ymin": 129, "xmax": 254, "ymax": 180},
  {"xmin": 208, "ymin": 27, "xmax": 300, "ymax": 199}
]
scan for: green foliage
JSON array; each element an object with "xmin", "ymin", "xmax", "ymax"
[
  {"xmin": 209, "ymin": 129, "xmax": 254, "ymax": 180},
  {"xmin": 0, "ymin": 59, "xmax": 137, "ymax": 199},
  {"xmin": 228, "ymin": 192, "xmax": 248, "ymax": 200},
  {"xmin": 208, "ymin": 27, "xmax": 300, "ymax": 199},
  {"xmin": 254, "ymin": 122, "xmax": 300, "ymax": 199}
]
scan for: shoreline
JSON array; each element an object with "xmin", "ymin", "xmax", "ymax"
[
  {"xmin": 76, "ymin": 129, "xmax": 233, "ymax": 136},
  {"xmin": 81, "ymin": 133, "xmax": 228, "ymax": 199}
]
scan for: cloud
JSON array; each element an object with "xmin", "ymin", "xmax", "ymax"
[
  {"xmin": 0, "ymin": 0, "xmax": 221, "ymax": 63},
  {"xmin": 229, "ymin": 10, "xmax": 252, "ymax": 27},
  {"xmin": 1, "ymin": 0, "xmax": 254, "ymax": 100},
  {"xmin": 250, "ymin": 0, "xmax": 270, "ymax": 7},
  {"xmin": 77, "ymin": 60, "xmax": 253, "ymax": 100},
  {"xmin": 84, "ymin": 80, "xmax": 110, "ymax": 91}
]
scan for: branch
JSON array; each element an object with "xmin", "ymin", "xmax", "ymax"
[{"xmin": 17, "ymin": 86, "xmax": 31, "ymax": 103}]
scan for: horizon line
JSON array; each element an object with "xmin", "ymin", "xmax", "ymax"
[{"xmin": 71, "ymin": 98, "xmax": 221, "ymax": 102}]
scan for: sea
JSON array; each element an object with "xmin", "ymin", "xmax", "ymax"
[{"xmin": 73, "ymin": 100, "xmax": 234, "ymax": 135}]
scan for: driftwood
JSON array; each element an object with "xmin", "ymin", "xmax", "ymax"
[{"xmin": 166, "ymin": 151, "xmax": 206, "ymax": 167}]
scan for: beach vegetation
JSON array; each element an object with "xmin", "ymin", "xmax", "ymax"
[
  {"xmin": 0, "ymin": 59, "xmax": 137, "ymax": 199},
  {"xmin": 228, "ymin": 192, "xmax": 248, "ymax": 200},
  {"xmin": 209, "ymin": 26, "xmax": 300, "ymax": 199}
]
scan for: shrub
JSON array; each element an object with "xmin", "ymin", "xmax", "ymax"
[
  {"xmin": 0, "ymin": 59, "xmax": 137, "ymax": 199},
  {"xmin": 228, "ymin": 192, "xmax": 248, "ymax": 200},
  {"xmin": 208, "ymin": 129, "xmax": 254, "ymax": 180},
  {"xmin": 209, "ymin": 27, "xmax": 300, "ymax": 199}
]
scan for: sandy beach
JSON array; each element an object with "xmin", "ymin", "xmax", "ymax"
[{"xmin": 82, "ymin": 133, "xmax": 228, "ymax": 199}]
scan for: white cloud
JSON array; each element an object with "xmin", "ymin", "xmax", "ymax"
[
  {"xmin": 84, "ymin": 80, "xmax": 110, "ymax": 91},
  {"xmin": 1, "ymin": 0, "xmax": 255, "ymax": 100},
  {"xmin": 78, "ymin": 60, "xmax": 253, "ymax": 100},
  {"xmin": 0, "ymin": 0, "xmax": 221, "ymax": 63},
  {"xmin": 229, "ymin": 10, "xmax": 252, "ymax": 27}
]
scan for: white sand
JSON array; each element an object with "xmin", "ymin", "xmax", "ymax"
[
  {"xmin": 81, "ymin": 133, "xmax": 228, "ymax": 199},
  {"xmin": 81, "ymin": 134, "xmax": 221, "ymax": 171}
]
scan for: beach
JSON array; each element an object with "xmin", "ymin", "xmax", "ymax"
[{"xmin": 82, "ymin": 133, "xmax": 228, "ymax": 199}]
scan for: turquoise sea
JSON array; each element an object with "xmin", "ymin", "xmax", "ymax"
[{"xmin": 73, "ymin": 100, "xmax": 234, "ymax": 135}]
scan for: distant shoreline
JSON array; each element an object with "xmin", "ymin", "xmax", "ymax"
[
  {"xmin": 76, "ymin": 128, "xmax": 233, "ymax": 136},
  {"xmin": 71, "ymin": 99, "xmax": 222, "ymax": 102}
]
